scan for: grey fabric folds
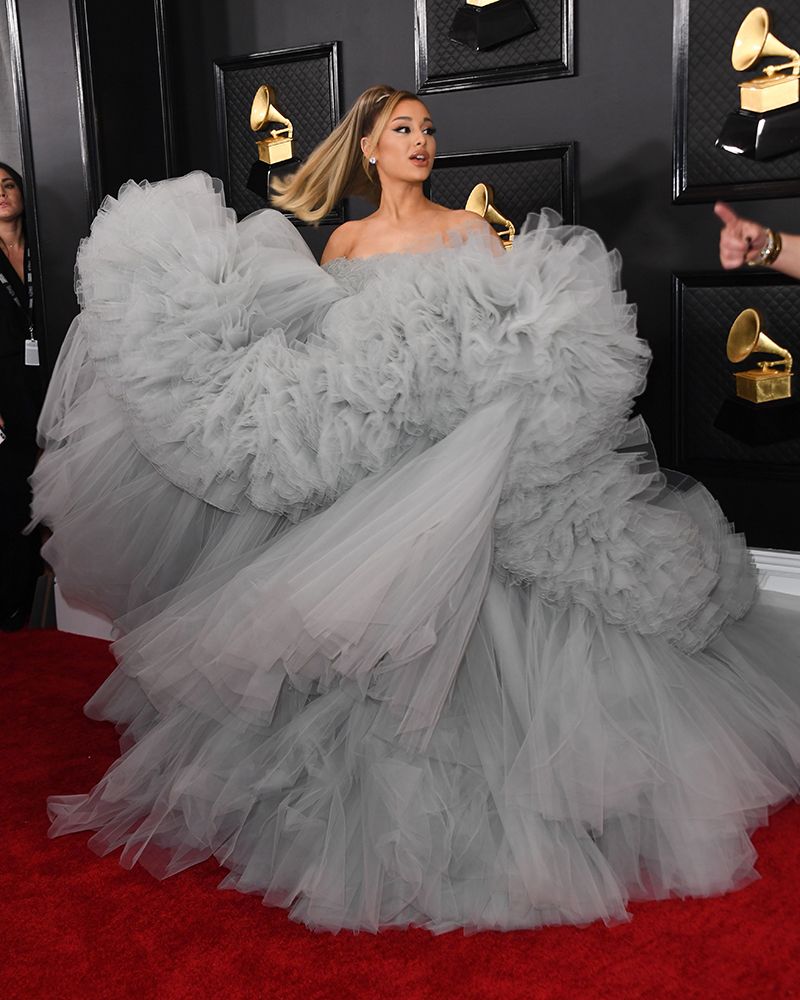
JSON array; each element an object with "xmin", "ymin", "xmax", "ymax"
[{"xmin": 34, "ymin": 172, "xmax": 800, "ymax": 933}]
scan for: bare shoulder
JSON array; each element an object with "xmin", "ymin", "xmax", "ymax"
[
  {"xmin": 440, "ymin": 208, "xmax": 504, "ymax": 249},
  {"xmin": 321, "ymin": 220, "xmax": 364, "ymax": 265}
]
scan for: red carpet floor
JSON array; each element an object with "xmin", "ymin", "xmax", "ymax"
[{"xmin": 2, "ymin": 629, "xmax": 800, "ymax": 1000}]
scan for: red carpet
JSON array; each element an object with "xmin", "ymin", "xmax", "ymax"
[{"xmin": 2, "ymin": 629, "xmax": 800, "ymax": 1000}]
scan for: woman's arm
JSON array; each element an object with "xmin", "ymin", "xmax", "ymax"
[{"xmin": 715, "ymin": 201, "xmax": 800, "ymax": 279}]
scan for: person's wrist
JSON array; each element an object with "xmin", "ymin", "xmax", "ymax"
[
  {"xmin": 746, "ymin": 227, "xmax": 782, "ymax": 267},
  {"xmin": 750, "ymin": 227, "xmax": 769, "ymax": 253}
]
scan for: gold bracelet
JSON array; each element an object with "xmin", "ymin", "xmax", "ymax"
[{"xmin": 747, "ymin": 228, "xmax": 782, "ymax": 267}]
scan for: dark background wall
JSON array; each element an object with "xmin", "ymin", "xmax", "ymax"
[{"xmin": 16, "ymin": 0, "xmax": 800, "ymax": 547}]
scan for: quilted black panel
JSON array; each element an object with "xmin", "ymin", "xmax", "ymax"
[
  {"xmin": 215, "ymin": 45, "xmax": 341, "ymax": 222},
  {"xmin": 417, "ymin": 0, "xmax": 571, "ymax": 92},
  {"xmin": 429, "ymin": 149, "xmax": 570, "ymax": 224},
  {"xmin": 679, "ymin": 0, "xmax": 800, "ymax": 197},
  {"xmin": 676, "ymin": 275, "xmax": 800, "ymax": 477}
]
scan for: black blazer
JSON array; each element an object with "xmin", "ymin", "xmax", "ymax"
[{"xmin": 0, "ymin": 252, "xmax": 42, "ymax": 450}]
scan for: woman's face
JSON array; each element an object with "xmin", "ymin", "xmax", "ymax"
[
  {"xmin": 0, "ymin": 171, "xmax": 24, "ymax": 224},
  {"xmin": 365, "ymin": 98, "xmax": 436, "ymax": 184}
]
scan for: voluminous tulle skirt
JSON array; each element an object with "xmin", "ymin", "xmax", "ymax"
[
  {"xmin": 47, "ymin": 573, "xmax": 800, "ymax": 932},
  {"xmin": 37, "ymin": 173, "xmax": 800, "ymax": 933},
  {"xmin": 41, "ymin": 398, "xmax": 800, "ymax": 931}
]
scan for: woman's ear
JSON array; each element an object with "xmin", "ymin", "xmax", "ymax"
[{"xmin": 360, "ymin": 136, "xmax": 371, "ymax": 159}]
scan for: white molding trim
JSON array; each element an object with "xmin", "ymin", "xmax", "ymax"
[
  {"xmin": 54, "ymin": 580, "xmax": 113, "ymax": 640},
  {"xmin": 751, "ymin": 547, "xmax": 800, "ymax": 597}
]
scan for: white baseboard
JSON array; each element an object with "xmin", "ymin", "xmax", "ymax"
[
  {"xmin": 751, "ymin": 548, "xmax": 800, "ymax": 597},
  {"xmin": 54, "ymin": 581, "xmax": 113, "ymax": 640}
]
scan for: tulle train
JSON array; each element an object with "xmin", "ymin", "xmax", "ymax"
[{"xmin": 48, "ymin": 582, "xmax": 800, "ymax": 932}]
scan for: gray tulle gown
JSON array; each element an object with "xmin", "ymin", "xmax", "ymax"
[{"xmin": 33, "ymin": 172, "xmax": 800, "ymax": 933}]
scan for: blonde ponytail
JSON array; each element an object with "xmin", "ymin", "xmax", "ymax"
[{"xmin": 270, "ymin": 85, "xmax": 419, "ymax": 224}]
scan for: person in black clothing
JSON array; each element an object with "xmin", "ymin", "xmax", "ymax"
[{"xmin": 0, "ymin": 161, "xmax": 43, "ymax": 630}]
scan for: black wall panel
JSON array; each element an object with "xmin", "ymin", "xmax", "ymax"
[
  {"xmin": 673, "ymin": 272, "xmax": 800, "ymax": 549},
  {"xmin": 74, "ymin": 0, "xmax": 174, "ymax": 215}
]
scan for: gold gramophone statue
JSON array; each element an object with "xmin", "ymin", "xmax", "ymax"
[
  {"xmin": 465, "ymin": 182, "xmax": 515, "ymax": 250},
  {"xmin": 246, "ymin": 85, "xmax": 300, "ymax": 202},
  {"xmin": 250, "ymin": 85, "xmax": 295, "ymax": 165},
  {"xmin": 717, "ymin": 7, "xmax": 800, "ymax": 160},
  {"xmin": 450, "ymin": 0, "xmax": 537, "ymax": 52},
  {"xmin": 727, "ymin": 308, "xmax": 793, "ymax": 403}
]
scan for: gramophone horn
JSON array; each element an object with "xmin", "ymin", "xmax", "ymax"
[
  {"xmin": 250, "ymin": 86, "xmax": 293, "ymax": 135},
  {"xmin": 727, "ymin": 307, "xmax": 793, "ymax": 371},
  {"xmin": 465, "ymin": 182, "xmax": 516, "ymax": 249},
  {"xmin": 465, "ymin": 182, "xmax": 490, "ymax": 216},
  {"xmin": 731, "ymin": 7, "xmax": 800, "ymax": 72}
]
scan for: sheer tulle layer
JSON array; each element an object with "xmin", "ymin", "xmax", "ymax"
[
  {"xmin": 35, "ymin": 173, "xmax": 800, "ymax": 933},
  {"xmin": 104, "ymin": 398, "xmax": 519, "ymax": 744},
  {"xmin": 49, "ymin": 584, "xmax": 800, "ymax": 933}
]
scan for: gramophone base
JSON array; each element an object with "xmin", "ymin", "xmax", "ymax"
[
  {"xmin": 246, "ymin": 158, "xmax": 300, "ymax": 202},
  {"xmin": 714, "ymin": 396, "xmax": 800, "ymax": 446},
  {"xmin": 255, "ymin": 136, "xmax": 295, "ymax": 166},
  {"xmin": 733, "ymin": 370, "xmax": 793, "ymax": 404},
  {"xmin": 449, "ymin": 0, "xmax": 537, "ymax": 52},
  {"xmin": 716, "ymin": 103, "xmax": 800, "ymax": 161}
]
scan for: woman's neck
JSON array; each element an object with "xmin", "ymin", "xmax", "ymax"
[
  {"xmin": 374, "ymin": 181, "xmax": 431, "ymax": 224},
  {"xmin": 0, "ymin": 218, "xmax": 24, "ymax": 251}
]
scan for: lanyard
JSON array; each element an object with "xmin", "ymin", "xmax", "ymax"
[
  {"xmin": 0, "ymin": 244, "xmax": 34, "ymax": 335},
  {"xmin": 0, "ymin": 245, "xmax": 38, "ymax": 364}
]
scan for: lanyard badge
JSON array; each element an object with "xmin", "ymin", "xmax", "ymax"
[{"xmin": 25, "ymin": 336, "xmax": 39, "ymax": 366}]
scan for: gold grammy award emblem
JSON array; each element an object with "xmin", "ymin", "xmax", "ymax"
[
  {"xmin": 464, "ymin": 183, "xmax": 515, "ymax": 250},
  {"xmin": 717, "ymin": 8, "xmax": 800, "ymax": 160},
  {"xmin": 734, "ymin": 7, "xmax": 799, "ymax": 113},
  {"xmin": 250, "ymin": 86, "xmax": 295, "ymax": 165},
  {"xmin": 727, "ymin": 308, "xmax": 793, "ymax": 403}
]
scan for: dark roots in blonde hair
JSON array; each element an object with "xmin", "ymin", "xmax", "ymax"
[{"xmin": 270, "ymin": 85, "xmax": 421, "ymax": 224}]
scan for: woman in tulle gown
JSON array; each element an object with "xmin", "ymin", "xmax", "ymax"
[{"xmin": 34, "ymin": 85, "xmax": 800, "ymax": 933}]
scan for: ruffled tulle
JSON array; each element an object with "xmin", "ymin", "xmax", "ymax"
[
  {"xmin": 47, "ymin": 585, "xmax": 800, "ymax": 932},
  {"xmin": 36, "ymin": 173, "xmax": 800, "ymax": 933}
]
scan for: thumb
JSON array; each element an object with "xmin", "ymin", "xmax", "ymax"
[{"xmin": 714, "ymin": 201, "xmax": 739, "ymax": 228}]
